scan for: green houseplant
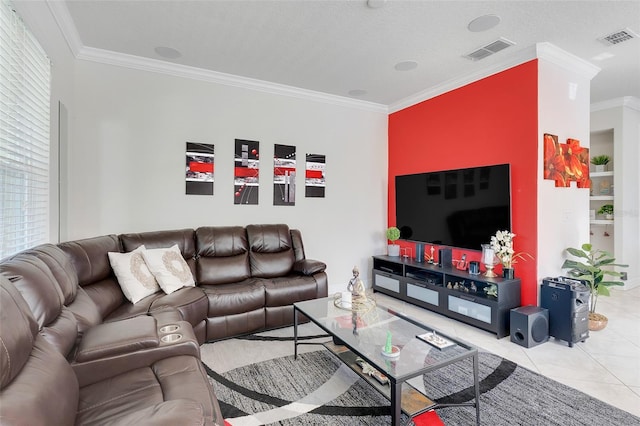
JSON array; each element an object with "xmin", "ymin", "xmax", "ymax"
[
  {"xmin": 590, "ymin": 155, "xmax": 610, "ymax": 172},
  {"xmin": 561, "ymin": 243, "xmax": 628, "ymax": 330},
  {"xmin": 386, "ymin": 226, "xmax": 401, "ymax": 257},
  {"xmin": 597, "ymin": 204, "xmax": 614, "ymax": 219}
]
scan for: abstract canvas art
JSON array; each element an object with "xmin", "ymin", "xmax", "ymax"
[
  {"xmin": 274, "ymin": 144, "xmax": 296, "ymax": 206},
  {"xmin": 543, "ymin": 133, "xmax": 590, "ymax": 188},
  {"xmin": 305, "ymin": 153, "xmax": 325, "ymax": 198},
  {"xmin": 234, "ymin": 139, "xmax": 260, "ymax": 204},
  {"xmin": 185, "ymin": 142, "xmax": 214, "ymax": 195}
]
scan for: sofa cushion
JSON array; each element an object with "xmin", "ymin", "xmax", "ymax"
[
  {"xmin": 120, "ymin": 228, "xmax": 197, "ymax": 277},
  {"xmin": 201, "ymin": 279, "xmax": 265, "ymax": 317},
  {"xmin": 150, "ymin": 286, "xmax": 208, "ymax": 329},
  {"xmin": 246, "ymin": 224, "xmax": 295, "ymax": 278},
  {"xmin": 264, "ymin": 275, "xmax": 320, "ymax": 307},
  {"xmin": 108, "ymin": 245, "xmax": 161, "ymax": 303},
  {"xmin": 142, "ymin": 244, "xmax": 196, "ymax": 294},
  {"xmin": 59, "ymin": 235, "xmax": 120, "ymax": 287},
  {"xmin": 0, "ymin": 252, "xmax": 78, "ymax": 356},
  {"xmin": 0, "ymin": 279, "xmax": 79, "ymax": 426},
  {"xmin": 76, "ymin": 355, "xmax": 220, "ymax": 426},
  {"xmin": 195, "ymin": 226, "xmax": 250, "ymax": 285}
]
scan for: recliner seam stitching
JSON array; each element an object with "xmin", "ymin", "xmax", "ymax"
[{"xmin": 77, "ymin": 383, "xmax": 159, "ymax": 413}]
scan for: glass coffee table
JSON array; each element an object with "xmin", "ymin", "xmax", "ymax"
[{"xmin": 294, "ymin": 296, "xmax": 480, "ymax": 425}]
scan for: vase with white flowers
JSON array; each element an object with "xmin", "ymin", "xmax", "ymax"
[{"xmin": 490, "ymin": 230, "xmax": 533, "ymax": 279}]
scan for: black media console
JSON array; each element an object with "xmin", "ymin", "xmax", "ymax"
[{"xmin": 372, "ymin": 255, "xmax": 521, "ymax": 338}]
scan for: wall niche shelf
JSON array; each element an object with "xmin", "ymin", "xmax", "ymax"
[
  {"xmin": 590, "ymin": 219, "xmax": 614, "ymax": 225},
  {"xmin": 590, "ymin": 171, "xmax": 613, "ymax": 178},
  {"xmin": 371, "ymin": 255, "xmax": 521, "ymax": 338}
]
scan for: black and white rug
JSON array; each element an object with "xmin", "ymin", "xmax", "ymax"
[{"xmin": 201, "ymin": 327, "xmax": 640, "ymax": 425}]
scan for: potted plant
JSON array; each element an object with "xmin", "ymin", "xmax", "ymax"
[
  {"xmin": 386, "ymin": 226, "xmax": 401, "ymax": 257},
  {"xmin": 489, "ymin": 230, "xmax": 533, "ymax": 279},
  {"xmin": 561, "ymin": 243, "xmax": 628, "ymax": 331},
  {"xmin": 597, "ymin": 204, "xmax": 614, "ymax": 220},
  {"xmin": 590, "ymin": 155, "xmax": 610, "ymax": 172}
]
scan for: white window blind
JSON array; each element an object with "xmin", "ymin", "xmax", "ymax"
[{"xmin": 0, "ymin": 0, "xmax": 51, "ymax": 259}]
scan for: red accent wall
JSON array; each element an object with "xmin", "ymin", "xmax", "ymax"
[{"xmin": 388, "ymin": 60, "xmax": 539, "ymax": 305}]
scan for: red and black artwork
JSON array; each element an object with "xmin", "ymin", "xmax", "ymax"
[
  {"xmin": 185, "ymin": 142, "xmax": 214, "ymax": 195},
  {"xmin": 305, "ymin": 153, "xmax": 325, "ymax": 198},
  {"xmin": 274, "ymin": 144, "xmax": 296, "ymax": 206},
  {"xmin": 234, "ymin": 139, "xmax": 260, "ymax": 205}
]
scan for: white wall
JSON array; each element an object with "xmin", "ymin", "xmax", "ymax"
[
  {"xmin": 536, "ymin": 45, "xmax": 597, "ymax": 288},
  {"xmin": 68, "ymin": 61, "xmax": 388, "ymax": 294},
  {"xmin": 591, "ymin": 98, "xmax": 640, "ymax": 289}
]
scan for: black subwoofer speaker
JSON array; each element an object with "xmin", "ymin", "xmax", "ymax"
[{"xmin": 510, "ymin": 306, "xmax": 549, "ymax": 348}]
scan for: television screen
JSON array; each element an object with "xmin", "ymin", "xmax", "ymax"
[{"xmin": 395, "ymin": 164, "xmax": 511, "ymax": 250}]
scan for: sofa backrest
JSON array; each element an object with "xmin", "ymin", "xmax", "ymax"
[
  {"xmin": 195, "ymin": 226, "xmax": 250, "ymax": 285},
  {"xmin": 0, "ymin": 277, "xmax": 79, "ymax": 425},
  {"xmin": 246, "ymin": 224, "xmax": 295, "ymax": 278},
  {"xmin": 120, "ymin": 228, "xmax": 197, "ymax": 276},
  {"xmin": 0, "ymin": 245, "xmax": 79, "ymax": 356},
  {"xmin": 59, "ymin": 234, "xmax": 124, "ymax": 320}
]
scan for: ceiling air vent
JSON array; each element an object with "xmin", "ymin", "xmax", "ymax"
[
  {"xmin": 464, "ymin": 37, "xmax": 515, "ymax": 61},
  {"xmin": 598, "ymin": 28, "xmax": 638, "ymax": 46}
]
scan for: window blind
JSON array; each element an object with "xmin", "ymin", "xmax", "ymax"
[{"xmin": 0, "ymin": 0, "xmax": 51, "ymax": 259}]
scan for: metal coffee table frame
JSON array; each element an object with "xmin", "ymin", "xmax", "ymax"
[{"xmin": 294, "ymin": 297, "xmax": 480, "ymax": 425}]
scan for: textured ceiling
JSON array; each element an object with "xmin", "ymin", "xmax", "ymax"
[{"xmin": 33, "ymin": 1, "xmax": 640, "ymax": 107}]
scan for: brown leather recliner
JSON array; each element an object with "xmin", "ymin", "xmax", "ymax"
[{"xmin": 0, "ymin": 276, "xmax": 223, "ymax": 426}]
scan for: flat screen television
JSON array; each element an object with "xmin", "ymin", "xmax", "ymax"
[{"xmin": 395, "ymin": 164, "xmax": 511, "ymax": 250}]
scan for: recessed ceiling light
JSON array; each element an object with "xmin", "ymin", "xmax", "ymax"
[
  {"xmin": 394, "ymin": 61, "xmax": 418, "ymax": 71},
  {"xmin": 348, "ymin": 89, "xmax": 367, "ymax": 97},
  {"xmin": 367, "ymin": 0, "xmax": 387, "ymax": 9},
  {"xmin": 154, "ymin": 46, "xmax": 182, "ymax": 59},
  {"xmin": 468, "ymin": 14, "xmax": 501, "ymax": 32}
]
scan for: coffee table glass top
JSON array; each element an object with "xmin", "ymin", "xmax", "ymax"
[{"xmin": 295, "ymin": 297, "xmax": 476, "ymax": 381}]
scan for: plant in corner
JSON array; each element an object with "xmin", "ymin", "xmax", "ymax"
[
  {"xmin": 561, "ymin": 243, "xmax": 628, "ymax": 331},
  {"xmin": 386, "ymin": 226, "xmax": 401, "ymax": 257}
]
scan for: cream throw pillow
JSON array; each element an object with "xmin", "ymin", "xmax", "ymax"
[
  {"xmin": 141, "ymin": 244, "xmax": 195, "ymax": 294},
  {"xmin": 108, "ymin": 245, "xmax": 161, "ymax": 303}
]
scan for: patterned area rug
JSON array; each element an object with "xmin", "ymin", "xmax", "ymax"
[{"xmin": 201, "ymin": 327, "xmax": 640, "ymax": 425}]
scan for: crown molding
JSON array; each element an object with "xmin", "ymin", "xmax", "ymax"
[
  {"xmin": 591, "ymin": 96, "xmax": 640, "ymax": 112},
  {"xmin": 389, "ymin": 43, "xmax": 602, "ymax": 114},
  {"xmin": 535, "ymin": 42, "xmax": 600, "ymax": 80},
  {"xmin": 47, "ymin": 1, "xmax": 386, "ymax": 114},
  {"xmin": 47, "ymin": 0, "xmax": 82, "ymax": 56},
  {"xmin": 389, "ymin": 44, "xmax": 540, "ymax": 113},
  {"xmin": 75, "ymin": 46, "xmax": 387, "ymax": 113}
]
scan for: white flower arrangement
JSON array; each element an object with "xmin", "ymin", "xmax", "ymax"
[{"xmin": 490, "ymin": 230, "xmax": 532, "ymax": 268}]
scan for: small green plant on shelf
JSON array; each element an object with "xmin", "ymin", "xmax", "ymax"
[
  {"xmin": 590, "ymin": 155, "xmax": 610, "ymax": 166},
  {"xmin": 386, "ymin": 227, "xmax": 401, "ymax": 257},
  {"xmin": 386, "ymin": 227, "xmax": 400, "ymax": 242},
  {"xmin": 597, "ymin": 204, "xmax": 613, "ymax": 217}
]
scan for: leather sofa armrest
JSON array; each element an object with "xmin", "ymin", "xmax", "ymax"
[
  {"xmin": 292, "ymin": 259, "xmax": 326, "ymax": 276},
  {"xmin": 75, "ymin": 316, "xmax": 159, "ymax": 363}
]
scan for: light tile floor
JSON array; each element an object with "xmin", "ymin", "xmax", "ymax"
[{"xmin": 374, "ymin": 286, "xmax": 640, "ymax": 417}]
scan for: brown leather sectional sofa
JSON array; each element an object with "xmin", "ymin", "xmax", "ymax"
[{"xmin": 0, "ymin": 224, "xmax": 327, "ymax": 425}]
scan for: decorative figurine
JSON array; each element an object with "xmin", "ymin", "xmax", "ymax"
[
  {"xmin": 384, "ymin": 331, "xmax": 392, "ymax": 354},
  {"xmin": 347, "ymin": 266, "xmax": 366, "ymax": 299}
]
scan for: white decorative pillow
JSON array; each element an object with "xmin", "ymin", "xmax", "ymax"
[
  {"xmin": 141, "ymin": 244, "xmax": 195, "ymax": 294},
  {"xmin": 108, "ymin": 245, "xmax": 161, "ymax": 304}
]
